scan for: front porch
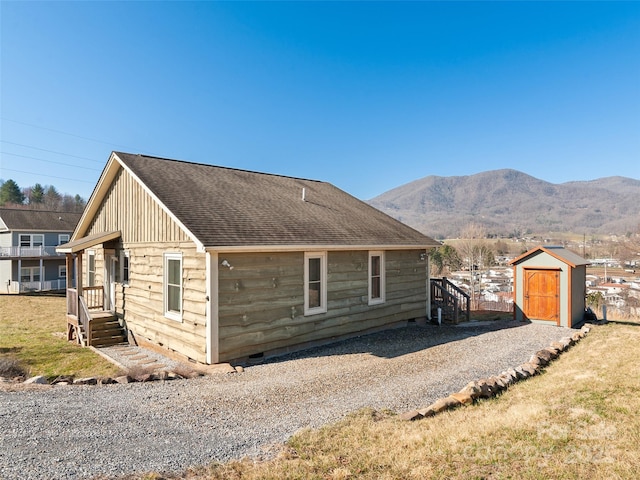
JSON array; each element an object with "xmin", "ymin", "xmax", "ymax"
[
  {"xmin": 57, "ymin": 231, "xmax": 127, "ymax": 348},
  {"xmin": 65, "ymin": 285, "xmax": 127, "ymax": 347}
]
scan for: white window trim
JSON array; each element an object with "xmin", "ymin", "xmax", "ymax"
[
  {"xmin": 87, "ymin": 250, "xmax": 96, "ymax": 287},
  {"xmin": 164, "ymin": 252, "xmax": 183, "ymax": 322},
  {"xmin": 120, "ymin": 250, "xmax": 130, "ymax": 286},
  {"xmin": 304, "ymin": 251, "xmax": 327, "ymax": 316},
  {"xmin": 20, "ymin": 266, "xmax": 42, "ymax": 282},
  {"xmin": 368, "ymin": 251, "xmax": 386, "ymax": 305},
  {"xmin": 19, "ymin": 234, "xmax": 44, "ymax": 247},
  {"xmin": 58, "ymin": 234, "xmax": 70, "ymax": 245},
  {"xmin": 58, "ymin": 265, "xmax": 66, "ymax": 279}
]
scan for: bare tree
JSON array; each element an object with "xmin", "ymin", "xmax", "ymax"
[{"xmin": 457, "ymin": 223, "xmax": 489, "ymax": 308}]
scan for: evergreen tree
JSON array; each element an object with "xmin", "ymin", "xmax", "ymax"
[
  {"xmin": 0, "ymin": 179, "xmax": 25, "ymax": 205},
  {"xmin": 30, "ymin": 183, "xmax": 45, "ymax": 204}
]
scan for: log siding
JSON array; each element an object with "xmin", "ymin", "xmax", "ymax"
[{"xmin": 217, "ymin": 249, "xmax": 427, "ymax": 361}]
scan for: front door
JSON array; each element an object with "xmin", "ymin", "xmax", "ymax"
[{"xmin": 523, "ymin": 269, "xmax": 560, "ymax": 324}]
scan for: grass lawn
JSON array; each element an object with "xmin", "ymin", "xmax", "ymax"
[
  {"xmin": 141, "ymin": 321, "xmax": 639, "ymax": 480},
  {"xmin": 0, "ymin": 294, "xmax": 122, "ymax": 380}
]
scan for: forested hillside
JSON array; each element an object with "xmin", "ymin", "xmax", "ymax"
[
  {"xmin": 369, "ymin": 169, "xmax": 639, "ymax": 239},
  {"xmin": 0, "ymin": 179, "xmax": 86, "ymax": 213}
]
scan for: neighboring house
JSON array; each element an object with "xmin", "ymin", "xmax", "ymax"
[
  {"xmin": 58, "ymin": 152, "xmax": 441, "ymax": 364},
  {"xmin": 0, "ymin": 208, "xmax": 80, "ymax": 294}
]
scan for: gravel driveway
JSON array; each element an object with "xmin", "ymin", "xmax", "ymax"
[{"xmin": 0, "ymin": 319, "xmax": 573, "ymax": 480}]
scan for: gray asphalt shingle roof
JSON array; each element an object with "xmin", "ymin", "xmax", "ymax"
[
  {"xmin": 115, "ymin": 152, "xmax": 440, "ymax": 248},
  {"xmin": 0, "ymin": 208, "xmax": 80, "ymax": 232}
]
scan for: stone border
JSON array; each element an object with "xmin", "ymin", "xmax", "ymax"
[{"xmin": 399, "ymin": 323, "xmax": 599, "ymax": 421}]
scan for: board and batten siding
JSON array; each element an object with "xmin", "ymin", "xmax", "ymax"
[
  {"xmin": 83, "ymin": 166, "xmax": 207, "ymax": 362},
  {"xmin": 86, "ymin": 167, "xmax": 190, "ymax": 243},
  {"xmin": 217, "ymin": 249, "xmax": 427, "ymax": 361}
]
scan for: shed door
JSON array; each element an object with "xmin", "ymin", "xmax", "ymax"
[{"xmin": 523, "ymin": 269, "xmax": 560, "ymax": 323}]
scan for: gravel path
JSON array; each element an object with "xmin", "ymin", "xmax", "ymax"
[{"xmin": 0, "ymin": 319, "xmax": 573, "ymax": 480}]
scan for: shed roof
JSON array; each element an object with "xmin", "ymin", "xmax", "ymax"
[
  {"xmin": 509, "ymin": 246, "xmax": 590, "ymax": 267},
  {"xmin": 77, "ymin": 152, "xmax": 440, "ymax": 250},
  {"xmin": 0, "ymin": 208, "xmax": 81, "ymax": 232}
]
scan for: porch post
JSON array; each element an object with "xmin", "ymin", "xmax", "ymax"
[
  {"xmin": 17, "ymin": 258, "xmax": 22, "ymax": 293},
  {"xmin": 65, "ymin": 254, "xmax": 72, "ymax": 291},
  {"xmin": 76, "ymin": 252, "xmax": 84, "ymax": 316},
  {"xmin": 39, "ymin": 257, "xmax": 44, "ymax": 291}
]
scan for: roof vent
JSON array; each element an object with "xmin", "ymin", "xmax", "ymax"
[{"xmin": 301, "ymin": 187, "xmax": 306, "ymax": 202}]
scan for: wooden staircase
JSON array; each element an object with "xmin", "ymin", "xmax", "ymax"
[
  {"xmin": 78, "ymin": 312, "xmax": 128, "ymax": 347},
  {"xmin": 430, "ymin": 277, "xmax": 471, "ymax": 324}
]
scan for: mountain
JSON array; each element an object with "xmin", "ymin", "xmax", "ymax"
[{"xmin": 368, "ymin": 169, "xmax": 640, "ymax": 239}]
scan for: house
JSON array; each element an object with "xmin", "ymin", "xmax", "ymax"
[
  {"xmin": 57, "ymin": 152, "xmax": 441, "ymax": 364},
  {"xmin": 509, "ymin": 246, "xmax": 589, "ymax": 328},
  {"xmin": 0, "ymin": 208, "xmax": 80, "ymax": 293}
]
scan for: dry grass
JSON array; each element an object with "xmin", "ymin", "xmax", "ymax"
[
  {"xmin": 133, "ymin": 322, "xmax": 640, "ymax": 480},
  {"xmin": 0, "ymin": 294, "xmax": 122, "ymax": 380}
]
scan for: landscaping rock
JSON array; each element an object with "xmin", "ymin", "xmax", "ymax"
[
  {"xmin": 114, "ymin": 375, "xmax": 134, "ymax": 384},
  {"xmin": 52, "ymin": 375, "xmax": 74, "ymax": 385},
  {"xmin": 559, "ymin": 336, "xmax": 575, "ymax": 349},
  {"xmin": 459, "ymin": 380, "xmax": 482, "ymax": 399},
  {"xmin": 428, "ymin": 396, "xmax": 462, "ymax": 414},
  {"xmin": 399, "ymin": 410, "xmax": 424, "ymax": 421},
  {"xmin": 73, "ymin": 377, "xmax": 98, "ymax": 385},
  {"xmin": 450, "ymin": 391, "xmax": 474, "ymax": 405},
  {"xmin": 24, "ymin": 375, "xmax": 48, "ymax": 385},
  {"xmin": 476, "ymin": 378, "xmax": 495, "ymax": 398},
  {"xmin": 519, "ymin": 363, "xmax": 538, "ymax": 376},
  {"xmin": 535, "ymin": 349, "xmax": 554, "ymax": 365}
]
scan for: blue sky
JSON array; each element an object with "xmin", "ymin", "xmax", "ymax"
[{"xmin": 1, "ymin": 1, "xmax": 639, "ymax": 202}]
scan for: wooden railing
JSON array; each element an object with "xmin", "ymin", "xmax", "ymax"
[
  {"xmin": 66, "ymin": 286, "xmax": 103, "ymax": 345},
  {"xmin": 83, "ymin": 286, "xmax": 104, "ymax": 310},
  {"xmin": 431, "ymin": 277, "xmax": 470, "ymax": 323},
  {"xmin": 0, "ymin": 246, "xmax": 64, "ymax": 258},
  {"xmin": 78, "ymin": 295, "xmax": 92, "ymax": 345}
]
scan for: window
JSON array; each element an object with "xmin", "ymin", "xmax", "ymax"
[
  {"xmin": 87, "ymin": 250, "xmax": 95, "ymax": 286},
  {"xmin": 20, "ymin": 266, "xmax": 42, "ymax": 283},
  {"xmin": 304, "ymin": 252, "xmax": 327, "ymax": 315},
  {"xmin": 59, "ymin": 265, "xmax": 66, "ymax": 279},
  {"xmin": 368, "ymin": 251, "xmax": 385, "ymax": 305},
  {"xmin": 164, "ymin": 253, "xmax": 182, "ymax": 321},
  {"xmin": 19, "ymin": 234, "xmax": 44, "ymax": 247},
  {"xmin": 120, "ymin": 250, "xmax": 130, "ymax": 286},
  {"xmin": 58, "ymin": 234, "xmax": 70, "ymax": 245}
]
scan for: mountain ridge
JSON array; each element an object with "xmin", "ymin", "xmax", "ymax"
[{"xmin": 368, "ymin": 169, "xmax": 640, "ymax": 239}]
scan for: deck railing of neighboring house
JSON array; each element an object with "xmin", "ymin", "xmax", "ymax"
[
  {"xmin": 0, "ymin": 246, "xmax": 64, "ymax": 258},
  {"xmin": 431, "ymin": 277, "xmax": 471, "ymax": 323},
  {"xmin": 10, "ymin": 279, "xmax": 67, "ymax": 293}
]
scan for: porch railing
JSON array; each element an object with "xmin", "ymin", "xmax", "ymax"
[
  {"xmin": 431, "ymin": 277, "xmax": 471, "ymax": 323},
  {"xmin": 83, "ymin": 286, "xmax": 104, "ymax": 310},
  {"xmin": 0, "ymin": 246, "xmax": 64, "ymax": 258},
  {"xmin": 67, "ymin": 286, "xmax": 103, "ymax": 345}
]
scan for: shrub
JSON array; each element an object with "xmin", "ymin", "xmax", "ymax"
[{"xmin": 0, "ymin": 357, "xmax": 29, "ymax": 378}]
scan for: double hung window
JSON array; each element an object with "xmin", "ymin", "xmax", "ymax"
[
  {"xmin": 304, "ymin": 252, "xmax": 327, "ymax": 315},
  {"xmin": 368, "ymin": 251, "xmax": 385, "ymax": 305},
  {"xmin": 164, "ymin": 253, "xmax": 182, "ymax": 321}
]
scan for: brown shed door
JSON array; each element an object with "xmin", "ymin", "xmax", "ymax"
[{"xmin": 524, "ymin": 269, "xmax": 560, "ymax": 323}]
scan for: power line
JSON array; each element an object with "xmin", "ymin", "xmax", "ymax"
[
  {"xmin": 1, "ymin": 117, "xmax": 148, "ymax": 153},
  {"xmin": 1, "ymin": 167, "xmax": 97, "ymax": 184},
  {"xmin": 0, "ymin": 140, "xmax": 104, "ymax": 163},
  {"xmin": 1, "ymin": 152, "xmax": 102, "ymax": 171}
]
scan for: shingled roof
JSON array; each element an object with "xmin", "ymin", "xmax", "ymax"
[
  {"xmin": 111, "ymin": 152, "xmax": 440, "ymax": 249},
  {"xmin": 0, "ymin": 208, "xmax": 81, "ymax": 232}
]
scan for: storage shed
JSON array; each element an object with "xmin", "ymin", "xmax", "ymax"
[{"xmin": 509, "ymin": 246, "xmax": 589, "ymax": 328}]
